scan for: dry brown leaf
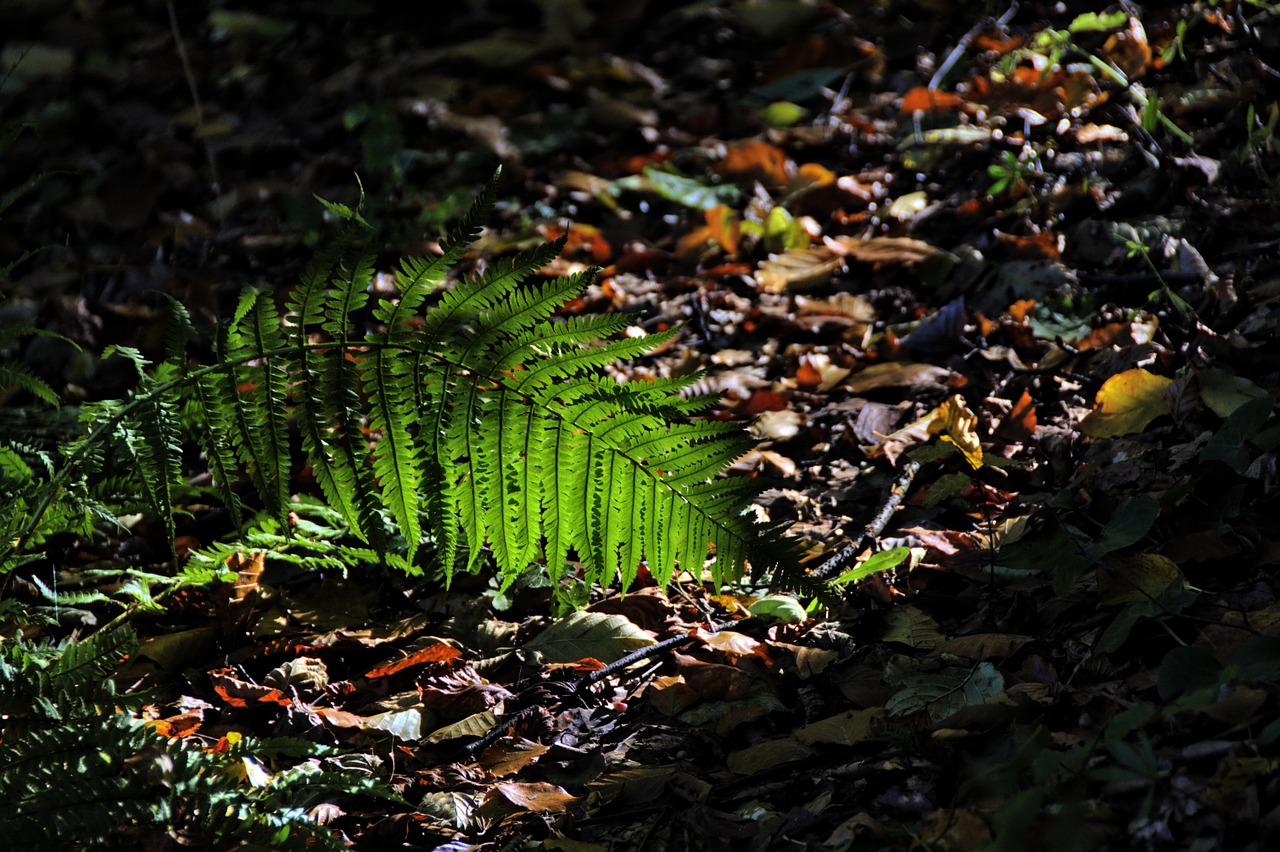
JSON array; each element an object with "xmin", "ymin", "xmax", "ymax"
[
  {"xmin": 755, "ymin": 246, "xmax": 842, "ymax": 293},
  {"xmin": 824, "ymin": 235, "xmax": 943, "ymax": 265},
  {"xmin": 842, "ymin": 362, "xmax": 951, "ymax": 392}
]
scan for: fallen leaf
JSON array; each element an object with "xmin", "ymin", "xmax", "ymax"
[
  {"xmin": 1099, "ymin": 553, "xmax": 1187, "ymax": 605},
  {"xmin": 717, "ymin": 139, "xmax": 792, "ymax": 189},
  {"xmin": 755, "ymin": 246, "xmax": 842, "ymax": 293},
  {"xmin": 365, "ymin": 642, "xmax": 462, "ymax": 679},
  {"xmin": 842, "ymin": 362, "xmax": 951, "ymax": 393},
  {"xmin": 491, "ymin": 781, "xmax": 578, "ymax": 813},
  {"xmin": 927, "ymin": 394, "xmax": 984, "ymax": 469},
  {"xmin": 1080, "ymin": 368, "xmax": 1174, "ymax": 437},
  {"xmin": 795, "ymin": 707, "xmax": 885, "ymax": 746},
  {"xmin": 726, "ymin": 736, "xmax": 813, "ymax": 775},
  {"xmin": 824, "ymin": 235, "xmax": 943, "ymax": 265},
  {"xmin": 523, "ymin": 611, "xmax": 656, "ymax": 664},
  {"xmin": 900, "ymin": 86, "xmax": 968, "ymax": 113}
]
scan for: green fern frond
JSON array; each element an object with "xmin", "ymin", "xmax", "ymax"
[
  {"xmin": 289, "ymin": 242, "xmax": 386, "ymax": 551},
  {"xmin": 192, "ymin": 372, "xmax": 246, "ymax": 526},
  {"xmin": 221, "ymin": 289, "xmax": 293, "ymax": 526},
  {"xmin": 396, "ymin": 168, "xmax": 498, "ymax": 292},
  {"xmin": 1, "ymin": 171, "xmax": 797, "ymax": 600},
  {"xmin": 0, "ymin": 363, "xmax": 58, "ymax": 406}
]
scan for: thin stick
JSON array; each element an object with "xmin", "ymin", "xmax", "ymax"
[
  {"xmin": 929, "ymin": 1, "xmax": 1019, "ymax": 91},
  {"xmin": 808, "ymin": 460, "xmax": 921, "ymax": 582},
  {"xmin": 166, "ymin": 0, "xmax": 222, "ymax": 197}
]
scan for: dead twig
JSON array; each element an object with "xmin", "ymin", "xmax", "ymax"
[{"xmin": 808, "ymin": 460, "xmax": 922, "ymax": 583}]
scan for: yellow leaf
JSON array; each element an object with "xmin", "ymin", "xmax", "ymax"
[
  {"xmin": 927, "ymin": 394, "xmax": 983, "ymax": 469},
  {"xmin": 1099, "ymin": 553, "xmax": 1186, "ymax": 605},
  {"xmin": 1080, "ymin": 368, "xmax": 1174, "ymax": 437}
]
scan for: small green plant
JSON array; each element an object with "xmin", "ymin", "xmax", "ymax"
[
  {"xmin": 1122, "ymin": 237, "xmax": 1195, "ymax": 317},
  {"xmin": 1, "ymin": 171, "xmax": 795, "ymax": 609},
  {"xmin": 986, "ymin": 148, "xmax": 1040, "ymax": 199}
]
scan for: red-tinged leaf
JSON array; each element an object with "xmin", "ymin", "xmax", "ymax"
[
  {"xmin": 419, "ymin": 668, "xmax": 512, "ymax": 720},
  {"xmin": 1080, "ymin": 368, "xmax": 1174, "ymax": 437},
  {"xmin": 589, "ymin": 587, "xmax": 678, "ymax": 634},
  {"xmin": 994, "ymin": 228, "xmax": 1062, "ymax": 259},
  {"xmin": 489, "ymin": 781, "xmax": 579, "ymax": 813},
  {"xmin": 702, "ymin": 261, "xmax": 756, "ymax": 278},
  {"xmin": 539, "ymin": 222, "xmax": 612, "ymax": 263},
  {"xmin": 1074, "ymin": 322, "xmax": 1131, "ymax": 351},
  {"xmin": 900, "ymin": 86, "xmax": 967, "ymax": 113},
  {"xmin": 973, "ymin": 33, "xmax": 1025, "ymax": 54},
  {"xmin": 308, "ymin": 705, "xmax": 369, "ymax": 729},
  {"xmin": 543, "ymin": 657, "xmax": 607, "ymax": 672},
  {"xmin": 675, "ymin": 223, "xmax": 717, "ymax": 259},
  {"xmin": 1008, "ymin": 299, "xmax": 1036, "ymax": 322},
  {"xmin": 365, "ymin": 642, "xmax": 462, "ymax": 680},
  {"xmin": 740, "ymin": 389, "xmax": 791, "ymax": 415},
  {"xmin": 794, "ymin": 351, "xmax": 850, "ymax": 391},
  {"xmin": 1102, "ymin": 16, "xmax": 1152, "ymax": 79},
  {"xmin": 795, "ymin": 161, "xmax": 836, "ymax": 188},
  {"xmin": 145, "ymin": 712, "xmax": 203, "ymax": 739},
  {"xmin": 209, "ymin": 667, "xmax": 292, "ymax": 708}
]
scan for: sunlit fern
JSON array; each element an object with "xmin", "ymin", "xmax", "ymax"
[{"xmin": 3, "ymin": 171, "xmax": 794, "ymax": 592}]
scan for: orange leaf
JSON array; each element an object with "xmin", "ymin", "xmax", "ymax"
[
  {"xmin": 365, "ymin": 642, "xmax": 462, "ymax": 679},
  {"xmin": 718, "ymin": 139, "xmax": 791, "ymax": 189},
  {"xmin": 994, "ymin": 389, "xmax": 1037, "ymax": 443},
  {"xmin": 209, "ymin": 667, "xmax": 292, "ymax": 708},
  {"xmin": 705, "ymin": 204, "xmax": 741, "ymax": 255},
  {"xmin": 900, "ymin": 86, "xmax": 967, "ymax": 114},
  {"xmin": 1080, "ymin": 368, "xmax": 1174, "ymax": 437}
]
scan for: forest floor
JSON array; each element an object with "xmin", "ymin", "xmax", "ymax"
[{"xmin": 4, "ymin": 1, "xmax": 1280, "ymax": 849}]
